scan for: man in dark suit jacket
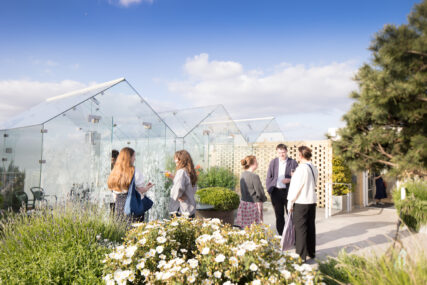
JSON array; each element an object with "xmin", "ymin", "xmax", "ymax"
[{"xmin": 266, "ymin": 144, "xmax": 298, "ymax": 235}]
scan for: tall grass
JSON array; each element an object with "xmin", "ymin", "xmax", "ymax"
[
  {"xmin": 0, "ymin": 204, "xmax": 127, "ymax": 284},
  {"xmin": 319, "ymin": 249, "xmax": 427, "ymax": 285}
]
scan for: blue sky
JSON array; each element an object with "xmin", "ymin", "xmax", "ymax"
[{"xmin": 0, "ymin": 0, "xmax": 421, "ymax": 140}]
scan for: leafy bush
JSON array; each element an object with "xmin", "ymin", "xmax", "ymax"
[
  {"xmin": 197, "ymin": 166, "xmax": 238, "ymax": 190},
  {"xmin": 196, "ymin": 187, "xmax": 240, "ymax": 211},
  {"xmin": 103, "ymin": 217, "xmax": 323, "ymax": 284},
  {"xmin": 393, "ymin": 180, "xmax": 427, "ymax": 232},
  {"xmin": 332, "ymin": 156, "xmax": 354, "ymax": 196},
  {"xmin": 0, "ymin": 204, "xmax": 127, "ymax": 284},
  {"xmin": 319, "ymin": 249, "xmax": 427, "ymax": 285}
]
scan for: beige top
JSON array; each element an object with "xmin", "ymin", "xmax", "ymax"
[{"xmin": 169, "ymin": 169, "xmax": 197, "ymax": 216}]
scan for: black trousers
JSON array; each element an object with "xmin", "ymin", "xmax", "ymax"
[
  {"xmin": 270, "ymin": 187, "xmax": 288, "ymax": 235},
  {"xmin": 293, "ymin": 203, "xmax": 316, "ymax": 261}
]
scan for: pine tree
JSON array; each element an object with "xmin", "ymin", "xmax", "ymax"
[{"xmin": 334, "ymin": 1, "xmax": 427, "ymax": 178}]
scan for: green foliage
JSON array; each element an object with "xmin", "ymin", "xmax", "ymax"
[
  {"xmin": 393, "ymin": 180, "xmax": 427, "ymax": 232},
  {"xmin": 103, "ymin": 217, "xmax": 323, "ymax": 284},
  {"xmin": 163, "ymin": 156, "xmax": 176, "ymax": 195},
  {"xmin": 332, "ymin": 156, "xmax": 354, "ymax": 196},
  {"xmin": 0, "ymin": 204, "xmax": 127, "ymax": 284},
  {"xmin": 333, "ymin": 0, "xmax": 427, "ymax": 178},
  {"xmin": 319, "ymin": 249, "xmax": 427, "ymax": 285},
  {"xmin": 196, "ymin": 187, "xmax": 240, "ymax": 211},
  {"xmin": 197, "ymin": 166, "xmax": 238, "ymax": 189}
]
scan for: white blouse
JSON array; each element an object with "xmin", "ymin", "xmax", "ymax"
[
  {"xmin": 287, "ymin": 162, "xmax": 318, "ymax": 210},
  {"xmin": 112, "ymin": 167, "xmax": 145, "ymax": 195}
]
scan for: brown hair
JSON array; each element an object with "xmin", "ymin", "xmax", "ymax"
[
  {"xmin": 108, "ymin": 147, "xmax": 135, "ymax": 192},
  {"xmin": 241, "ymin": 155, "xmax": 257, "ymax": 170},
  {"xmin": 276, "ymin": 144, "xmax": 288, "ymax": 151},
  {"xmin": 175, "ymin": 150, "xmax": 197, "ymax": 187},
  {"xmin": 298, "ymin": 146, "xmax": 312, "ymax": 160}
]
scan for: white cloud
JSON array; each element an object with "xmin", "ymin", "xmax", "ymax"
[
  {"xmin": 169, "ymin": 53, "xmax": 358, "ymax": 119},
  {"xmin": 0, "ymin": 79, "xmax": 87, "ymax": 125},
  {"xmin": 117, "ymin": 0, "xmax": 153, "ymax": 7}
]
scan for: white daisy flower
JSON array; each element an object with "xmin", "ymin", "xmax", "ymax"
[
  {"xmin": 214, "ymin": 271, "xmax": 222, "ymax": 278},
  {"xmin": 156, "ymin": 245, "xmax": 164, "ymax": 254},
  {"xmin": 157, "ymin": 236, "xmax": 167, "ymax": 244},
  {"xmin": 215, "ymin": 254, "xmax": 225, "ymax": 263},
  {"xmin": 202, "ymin": 247, "xmax": 210, "ymax": 255},
  {"xmin": 249, "ymin": 263, "xmax": 258, "ymax": 271}
]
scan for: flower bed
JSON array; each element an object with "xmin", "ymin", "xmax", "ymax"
[{"xmin": 103, "ymin": 217, "xmax": 323, "ymax": 284}]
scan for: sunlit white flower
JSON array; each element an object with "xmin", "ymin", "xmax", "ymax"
[
  {"xmin": 157, "ymin": 236, "xmax": 167, "ymax": 244},
  {"xmin": 155, "ymin": 271, "xmax": 164, "ymax": 280},
  {"xmin": 180, "ymin": 248, "xmax": 188, "ymax": 253},
  {"xmin": 122, "ymin": 258, "xmax": 132, "ymax": 265},
  {"xmin": 281, "ymin": 269, "xmax": 291, "ymax": 279},
  {"xmin": 188, "ymin": 258, "xmax": 199, "ymax": 268},
  {"xmin": 202, "ymin": 279, "xmax": 213, "ymax": 285},
  {"xmin": 236, "ymin": 249, "xmax": 246, "ymax": 256},
  {"xmin": 188, "ymin": 275, "xmax": 196, "ymax": 283},
  {"xmin": 202, "ymin": 247, "xmax": 210, "ymax": 255},
  {"xmin": 215, "ymin": 254, "xmax": 225, "ymax": 263},
  {"xmin": 139, "ymin": 238, "xmax": 147, "ymax": 245},
  {"xmin": 260, "ymin": 239, "xmax": 268, "ymax": 245},
  {"xmin": 252, "ymin": 280, "xmax": 261, "ymax": 285},
  {"xmin": 171, "ymin": 250, "xmax": 177, "ymax": 256},
  {"xmin": 223, "ymin": 281, "xmax": 233, "ymax": 285},
  {"xmin": 141, "ymin": 269, "xmax": 150, "ymax": 277},
  {"xmin": 103, "ymin": 274, "xmax": 114, "ymax": 285},
  {"xmin": 125, "ymin": 245, "xmax": 138, "ymax": 258},
  {"xmin": 136, "ymin": 261, "xmax": 145, "ymax": 270},
  {"xmin": 175, "ymin": 258, "xmax": 185, "ymax": 265},
  {"xmin": 132, "ymin": 222, "xmax": 144, "ymax": 227},
  {"xmin": 157, "ymin": 260, "xmax": 167, "ymax": 268},
  {"xmin": 249, "ymin": 263, "xmax": 258, "ymax": 271},
  {"xmin": 156, "ymin": 245, "xmax": 164, "ymax": 254},
  {"xmin": 109, "ymin": 252, "xmax": 124, "ymax": 260},
  {"xmin": 146, "ymin": 224, "xmax": 155, "ymax": 229},
  {"xmin": 171, "ymin": 221, "xmax": 179, "ymax": 226},
  {"xmin": 230, "ymin": 256, "xmax": 239, "ymax": 267},
  {"xmin": 301, "ymin": 263, "xmax": 313, "ymax": 271},
  {"xmin": 160, "ymin": 254, "xmax": 166, "ymax": 260},
  {"xmin": 181, "ymin": 267, "xmax": 189, "ymax": 274},
  {"xmin": 211, "ymin": 218, "xmax": 221, "ymax": 224},
  {"xmin": 214, "ymin": 271, "xmax": 222, "ymax": 278}
]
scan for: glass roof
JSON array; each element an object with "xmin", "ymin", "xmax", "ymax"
[
  {"xmin": 234, "ymin": 117, "xmax": 285, "ymax": 143},
  {"xmin": 0, "ymin": 78, "xmax": 125, "ymax": 130}
]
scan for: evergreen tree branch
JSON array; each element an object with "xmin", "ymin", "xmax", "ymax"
[
  {"xmin": 358, "ymin": 152, "xmax": 397, "ymax": 167},
  {"xmin": 376, "ymin": 143, "xmax": 394, "ymax": 160},
  {"xmin": 407, "ymin": 50, "xmax": 427, "ymax": 57}
]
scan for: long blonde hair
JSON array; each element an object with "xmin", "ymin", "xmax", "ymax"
[
  {"xmin": 175, "ymin": 150, "xmax": 197, "ymax": 187},
  {"xmin": 108, "ymin": 147, "xmax": 135, "ymax": 192}
]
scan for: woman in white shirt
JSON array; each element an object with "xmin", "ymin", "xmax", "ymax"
[
  {"xmin": 166, "ymin": 150, "xmax": 197, "ymax": 218},
  {"xmin": 107, "ymin": 147, "xmax": 154, "ymax": 222},
  {"xmin": 287, "ymin": 146, "xmax": 318, "ymax": 262}
]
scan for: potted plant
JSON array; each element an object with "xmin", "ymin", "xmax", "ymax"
[
  {"xmin": 197, "ymin": 166, "xmax": 237, "ymax": 190},
  {"xmin": 331, "ymin": 156, "xmax": 354, "ymax": 212},
  {"xmin": 195, "ymin": 187, "xmax": 240, "ymax": 225}
]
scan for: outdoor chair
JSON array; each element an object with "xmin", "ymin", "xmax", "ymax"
[
  {"xmin": 30, "ymin": 187, "xmax": 57, "ymax": 208},
  {"xmin": 14, "ymin": 191, "xmax": 33, "ymax": 210}
]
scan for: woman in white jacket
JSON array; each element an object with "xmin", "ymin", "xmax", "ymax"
[{"xmin": 287, "ymin": 146, "xmax": 318, "ymax": 262}]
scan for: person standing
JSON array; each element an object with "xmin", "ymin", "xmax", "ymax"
[
  {"xmin": 266, "ymin": 144, "xmax": 298, "ymax": 235},
  {"xmin": 107, "ymin": 147, "xmax": 154, "ymax": 222},
  {"xmin": 235, "ymin": 155, "xmax": 267, "ymax": 229},
  {"xmin": 287, "ymin": 146, "xmax": 318, "ymax": 262},
  {"xmin": 374, "ymin": 174, "xmax": 387, "ymax": 205},
  {"xmin": 167, "ymin": 150, "xmax": 198, "ymax": 218}
]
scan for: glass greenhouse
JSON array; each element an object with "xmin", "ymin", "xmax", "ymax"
[
  {"xmin": 234, "ymin": 117, "xmax": 285, "ymax": 143},
  {"xmin": 159, "ymin": 105, "xmax": 247, "ymax": 169},
  {"xmin": 0, "ymin": 78, "xmax": 176, "ymax": 219}
]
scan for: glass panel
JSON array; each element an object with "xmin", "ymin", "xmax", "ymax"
[
  {"xmin": 235, "ymin": 117, "xmax": 284, "ymax": 143},
  {"xmin": 0, "ymin": 125, "xmax": 42, "ymax": 210}
]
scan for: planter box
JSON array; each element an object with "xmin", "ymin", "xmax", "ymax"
[
  {"xmin": 332, "ymin": 194, "xmax": 353, "ymax": 212},
  {"xmin": 196, "ymin": 209, "xmax": 236, "ymax": 225}
]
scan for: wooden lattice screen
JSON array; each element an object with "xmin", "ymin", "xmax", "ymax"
[{"xmin": 208, "ymin": 140, "xmax": 332, "ymax": 207}]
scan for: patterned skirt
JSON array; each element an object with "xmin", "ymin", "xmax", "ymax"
[
  {"xmin": 114, "ymin": 193, "xmax": 145, "ymax": 223},
  {"xmin": 235, "ymin": 200, "xmax": 262, "ymax": 229}
]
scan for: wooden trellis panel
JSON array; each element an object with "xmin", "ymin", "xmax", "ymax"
[{"xmin": 208, "ymin": 140, "xmax": 332, "ymax": 208}]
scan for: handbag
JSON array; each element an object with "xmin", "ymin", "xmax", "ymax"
[
  {"xmin": 124, "ymin": 174, "xmax": 153, "ymax": 217},
  {"xmin": 281, "ymin": 212, "xmax": 295, "ymax": 251}
]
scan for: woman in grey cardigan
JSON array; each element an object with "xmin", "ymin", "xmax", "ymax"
[
  {"xmin": 167, "ymin": 150, "xmax": 198, "ymax": 218},
  {"xmin": 235, "ymin": 155, "xmax": 267, "ymax": 229}
]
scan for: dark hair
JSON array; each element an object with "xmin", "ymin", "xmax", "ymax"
[
  {"xmin": 298, "ymin": 146, "xmax": 312, "ymax": 160},
  {"xmin": 174, "ymin": 150, "xmax": 197, "ymax": 187},
  {"xmin": 241, "ymin": 155, "xmax": 256, "ymax": 170},
  {"xmin": 276, "ymin": 144, "xmax": 288, "ymax": 151},
  {"xmin": 112, "ymin": 150, "xmax": 119, "ymax": 159}
]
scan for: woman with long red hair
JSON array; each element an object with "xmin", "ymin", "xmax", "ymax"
[
  {"xmin": 166, "ymin": 150, "xmax": 197, "ymax": 218},
  {"xmin": 108, "ymin": 147, "xmax": 154, "ymax": 221}
]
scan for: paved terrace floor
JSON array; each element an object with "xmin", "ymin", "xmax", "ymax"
[{"xmin": 262, "ymin": 202, "xmax": 427, "ymax": 261}]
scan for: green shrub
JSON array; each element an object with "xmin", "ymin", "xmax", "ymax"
[
  {"xmin": 332, "ymin": 156, "xmax": 354, "ymax": 196},
  {"xmin": 319, "ymin": 249, "xmax": 427, "ymax": 285},
  {"xmin": 197, "ymin": 166, "xmax": 238, "ymax": 190},
  {"xmin": 0, "ymin": 204, "xmax": 127, "ymax": 284},
  {"xmin": 393, "ymin": 180, "xmax": 427, "ymax": 232},
  {"xmin": 196, "ymin": 187, "xmax": 240, "ymax": 211},
  {"xmin": 103, "ymin": 217, "xmax": 323, "ymax": 284}
]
